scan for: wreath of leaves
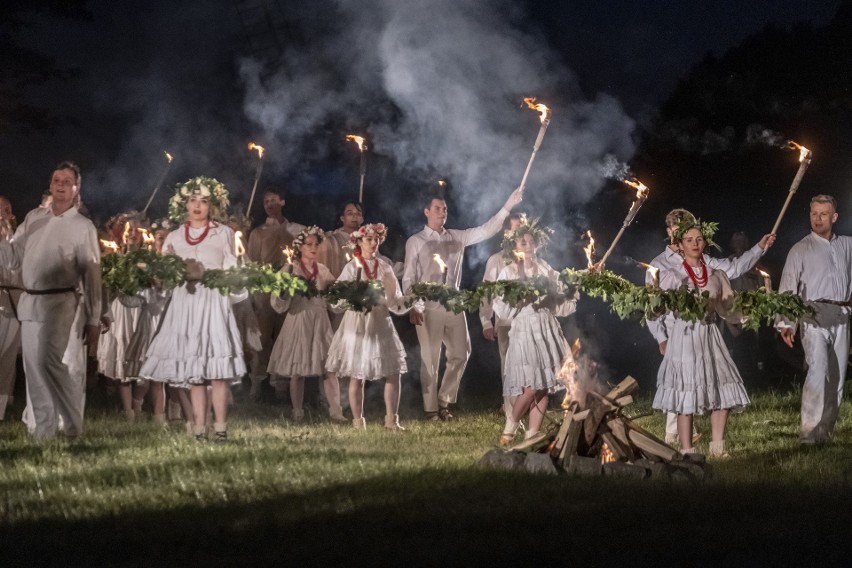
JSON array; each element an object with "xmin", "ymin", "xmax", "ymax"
[
  {"xmin": 324, "ymin": 280, "xmax": 385, "ymax": 313},
  {"xmin": 101, "ymin": 248, "xmax": 186, "ymax": 297},
  {"xmin": 405, "ymin": 282, "xmax": 472, "ymax": 314},
  {"xmin": 733, "ymin": 289, "xmax": 815, "ymax": 331},
  {"xmin": 201, "ymin": 262, "xmax": 307, "ymax": 297}
]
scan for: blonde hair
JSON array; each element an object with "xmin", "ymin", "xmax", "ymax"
[{"xmin": 811, "ymin": 194, "xmax": 837, "ymax": 212}]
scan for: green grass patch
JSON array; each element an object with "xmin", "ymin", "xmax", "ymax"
[{"xmin": 2, "ymin": 388, "xmax": 851, "ymax": 566}]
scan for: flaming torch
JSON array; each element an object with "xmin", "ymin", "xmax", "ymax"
[
  {"xmin": 246, "ymin": 142, "xmax": 266, "ymax": 216},
  {"xmin": 234, "ymin": 231, "xmax": 246, "ymax": 267},
  {"xmin": 583, "ymin": 231, "xmax": 596, "ymax": 270},
  {"xmin": 770, "ymin": 141, "xmax": 812, "ymax": 234},
  {"xmin": 432, "ymin": 253, "xmax": 448, "ymax": 285},
  {"xmin": 282, "ymin": 245, "xmax": 294, "ymax": 274},
  {"xmin": 122, "ymin": 222, "xmax": 132, "ymax": 254},
  {"xmin": 346, "ymin": 135, "xmax": 367, "ymax": 204},
  {"xmin": 639, "ymin": 262, "xmax": 660, "ymax": 287},
  {"xmin": 513, "ymin": 250, "xmax": 526, "ymax": 279},
  {"xmin": 100, "ymin": 239, "xmax": 119, "ymax": 254},
  {"xmin": 138, "ymin": 227, "xmax": 155, "ymax": 251},
  {"xmin": 758, "ymin": 269, "xmax": 772, "ymax": 291},
  {"xmin": 141, "ymin": 150, "xmax": 174, "ymax": 216},
  {"xmin": 597, "ymin": 179, "xmax": 650, "ymax": 268},
  {"xmin": 518, "ymin": 98, "xmax": 551, "ymax": 192}
]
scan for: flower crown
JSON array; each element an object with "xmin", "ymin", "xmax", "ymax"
[
  {"xmin": 349, "ymin": 223, "xmax": 387, "ymax": 245},
  {"xmin": 150, "ymin": 217, "xmax": 173, "ymax": 232},
  {"xmin": 293, "ymin": 225, "xmax": 325, "ymax": 258},
  {"xmin": 167, "ymin": 176, "xmax": 230, "ymax": 223},
  {"xmin": 673, "ymin": 218, "xmax": 720, "ymax": 250},
  {"xmin": 501, "ymin": 214, "xmax": 554, "ymax": 262}
]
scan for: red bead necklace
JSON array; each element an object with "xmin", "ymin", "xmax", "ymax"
[
  {"xmin": 683, "ymin": 258, "xmax": 708, "ymax": 288},
  {"xmin": 298, "ymin": 258, "xmax": 318, "ymax": 281},
  {"xmin": 360, "ymin": 256, "xmax": 379, "ymax": 280},
  {"xmin": 184, "ymin": 221, "xmax": 211, "ymax": 246}
]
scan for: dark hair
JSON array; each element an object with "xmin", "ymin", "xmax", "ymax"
[
  {"xmin": 340, "ymin": 200, "xmax": 363, "ymax": 215},
  {"xmin": 504, "ymin": 212, "xmax": 524, "ymax": 231},
  {"xmin": 263, "ymin": 187, "xmax": 284, "ymax": 200},
  {"xmin": 54, "ymin": 161, "xmax": 81, "ymax": 182}
]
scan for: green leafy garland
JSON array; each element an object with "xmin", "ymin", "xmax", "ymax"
[
  {"xmin": 201, "ymin": 262, "xmax": 307, "ymax": 296},
  {"xmin": 733, "ymin": 289, "xmax": 815, "ymax": 331},
  {"xmin": 324, "ymin": 280, "xmax": 385, "ymax": 313},
  {"xmin": 471, "ymin": 275, "xmax": 556, "ymax": 308},
  {"xmin": 101, "ymin": 248, "xmax": 186, "ymax": 297},
  {"xmin": 560, "ymin": 268, "xmax": 633, "ymax": 300},
  {"xmin": 405, "ymin": 282, "xmax": 472, "ymax": 314}
]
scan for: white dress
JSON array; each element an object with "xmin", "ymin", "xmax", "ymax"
[
  {"xmin": 652, "ymin": 264, "xmax": 750, "ymax": 415},
  {"xmin": 97, "ymin": 294, "xmax": 142, "ymax": 381},
  {"xmin": 493, "ymin": 259, "xmax": 577, "ymax": 396},
  {"xmin": 267, "ymin": 261, "xmax": 335, "ymax": 378},
  {"xmin": 140, "ymin": 223, "xmax": 247, "ymax": 387},
  {"xmin": 325, "ymin": 258, "xmax": 409, "ymax": 381},
  {"xmin": 123, "ymin": 287, "xmax": 170, "ymax": 379}
]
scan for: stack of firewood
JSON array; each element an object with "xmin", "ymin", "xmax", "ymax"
[{"xmin": 480, "ymin": 377, "xmax": 713, "ymax": 482}]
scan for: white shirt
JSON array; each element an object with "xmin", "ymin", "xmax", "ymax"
[
  {"xmin": 318, "ymin": 227, "xmax": 399, "ymax": 279},
  {"xmin": 479, "ymin": 250, "xmax": 511, "ymax": 329},
  {"xmin": 402, "ymin": 208, "xmax": 509, "ymax": 308},
  {"xmin": 0, "ymin": 206, "xmax": 101, "ymax": 325},
  {"xmin": 165, "ymin": 223, "xmax": 238, "ymax": 270},
  {"xmin": 247, "ymin": 217, "xmax": 305, "ymax": 268},
  {"xmin": 777, "ymin": 231, "xmax": 852, "ymax": 329},
  {"xmin": 645, "ymin": 243, "xmax": 764, "ymax": 344},
  {"xmin": 492, "ymin": 259, "xmax": 578, "ymax": 321}
]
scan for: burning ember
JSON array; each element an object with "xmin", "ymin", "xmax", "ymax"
[
  {"xmin": 787, "ymin": 140, "xmax": 811, "ymax": 162},
  {"xmin": 600, "ymin": 442, "xmax": 616, "ymax": 464},
  {"xmin": 234, "ymin": 231, "xmax": 246, "ymax": 259},
  {"xmin": 248, "ymin": 142, "xmax": 265, "ymax": 159},
  {"xmin": 583, "ymin": 230, "xmax": 595, "ymax": 269},
  {"xmin": 346, "ymin": 134, "xmax": 367, "ymax": 152},
  {"xmin": 432, "ymin": 253, "xmax": 447, "ymax": 273},
  {"xmin": 164, "ymin": 150, "xmax": 173, "ymax": 163},
  {"xmin": 523, "ymin": 97, "xmax": 551, "ymax": 125}
]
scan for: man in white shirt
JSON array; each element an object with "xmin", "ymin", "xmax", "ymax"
[
  {"xmin": 403, "ymin": 185, "xmax": 524, "ymax": 420},
  {"xmin": 777, "ymin": 195, "xmax": 852, "ymax": 445},
  {"xmin": 479, "ymin": 213, "xmax": 523, "ymax": 421},
  {"xmin": 648, "ymin": 208, "xmax": 775, "ymax": 444},
  {"xmin": 246, "ymin": 189, "xmax": 305, "ymax": 400},
  {"xmin": 0, "ymin": 162, "xmax": 101, "ymax": 440}
]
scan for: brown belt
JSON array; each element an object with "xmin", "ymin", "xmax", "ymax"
[{"xmin": 25, "ymin": 287, "xmax": 75, "ymax": 295}]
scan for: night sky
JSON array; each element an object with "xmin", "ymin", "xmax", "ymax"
[{"xmin": 1, "ymin": 0, "xmax": 847, "ymax": 386}]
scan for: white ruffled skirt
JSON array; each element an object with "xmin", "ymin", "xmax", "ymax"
[
  {"xmin": 503, "ymin": 310, "xmax": 568, "ymax": 396},
  {"xmin": 325, "ymin": 306, "xmax": 407, "ymax": 381},
  {"xmin": 653, "ymin": 319, "xmax": 750, "ymax": 415},
  {"xmin": 140, "ymin": 284, "xmax": 246, "ymax": 387},
  {"xmin": 97, "ymin": 297, "xmax": 141, "ymax": 382}
]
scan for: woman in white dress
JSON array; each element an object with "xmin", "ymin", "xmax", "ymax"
[
  {"xmin": 652, "ymin": 220, "xmax": 750, "ymax": 458},
  {"xmin": 268, "ymin": 226, "xmax": 345, "ymax": 422},
  {"xmin": 97, "ymin": 213, "xmax": 148, "ymax": 421},
  {"xmin": 493, "ymin": 218, "xmax": 577, "ymax": 446},
  {"xmin": 0, "ymin": 197, "xmax": 20, "ymax": 421},
  {"xmin": 140, "ymin": 177, "xmax": 246, "ymax": 442},
  {"xmin": 325, "ymin": 223, "xmax": 410, "ymax": 430}
]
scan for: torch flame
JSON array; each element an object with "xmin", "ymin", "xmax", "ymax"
[
  {"xmin": 281, "ymin": 245, "xmax": 294, "ymax": 265},
  {"xmin": 639, "ymin": 262, "xmax": 660, "ymax": 284},
  {"xmin": 248, "ymin": 142, "xmax": 265, "ymax": 159},
  {"xmin": 346, "ymin": 135, "xmax": 367, "ymax": 152},
  {"xmin": 100, "ymin": 239, "xmax": 119, "ymax": 252},
  {"xmin": 583, "ymin": 230, "xmax": 595, "ymax": 269},
  {"xmin": 758, "ymin": 269, "xmax": 770, "ymax": 279},
  {"xmin": 432, "ymin": 253, "xmax": 447, "ymax": 273},
  {"xmin": 523, "ymin": 97, "xmax": 550, "ymax": 125},
  {"xmin": 164, "ymin": 150, "xmax": 173, "ymax": 163},
  {"xmin": 787, "ymin": 140, "xmax": 811, "ymax": 162},
  {"xmin": 600, "ymin": 442, "xmax": 616, "ymax": 464},
  {"xmin": 122, "ymin": 222, "xmax": 131, "ymax": 246},
  {"xmin": 437, "ymin": 180, "xmax": 446, "ymax": 187},
  {"xmin": 345, "ymin": 252, "xmax": 351, "ymax": 262},
  {"xmin": 624, "ymin": 178, "xmax": 649, "ymax": 200},
  {"xmin": 558, "ymin": 352, "xmax": 579, "ymax": 408},
  {"xmin": 137, "ymin": 227, "xmax": 155, "ymax": 243},
  {"xmin": 234, "ymin": 231, "xmax": 246, "ymax": 258},
  {"xmin": 513, "ymin": 250, "xmax": 525, "ymax": 262}
]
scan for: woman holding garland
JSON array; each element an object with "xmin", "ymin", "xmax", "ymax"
[
  {"xmin": 98, "ymin": 212, "xmax": 151, "ymax": 422},
  {"xmin": 493, "ymin": 217, "xmax": 578, "ymax": 446},
  {"xmin": 653, "ymin": 219, "xmax": 750, "ymax": 458},
  {"xmin": 325, "ymin": 223, "xmax": 410, "ymax": 430},
  {"xmin": 268, "ymin": 226, "xmax": 345, "ymax": 422},
  {"xmin": 140, "ymin": 177, "xmax": 246, "ymax": 442}
]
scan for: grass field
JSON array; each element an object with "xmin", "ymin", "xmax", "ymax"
[{"xmin": 2, "ymin": 388, "xmax": 851, "ymax": 567}]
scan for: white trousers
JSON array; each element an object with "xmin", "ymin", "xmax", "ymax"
[
  {"xmin": 800, "ymin": 320, "xmax": 848, "ymax": 441},
  {"xmin": 416, "ymin": 308, "xmax": 471, "ymax": 412},
  {"xmin": 21, "ymin": 299, "xmax": 84, "ymax": 439}
]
